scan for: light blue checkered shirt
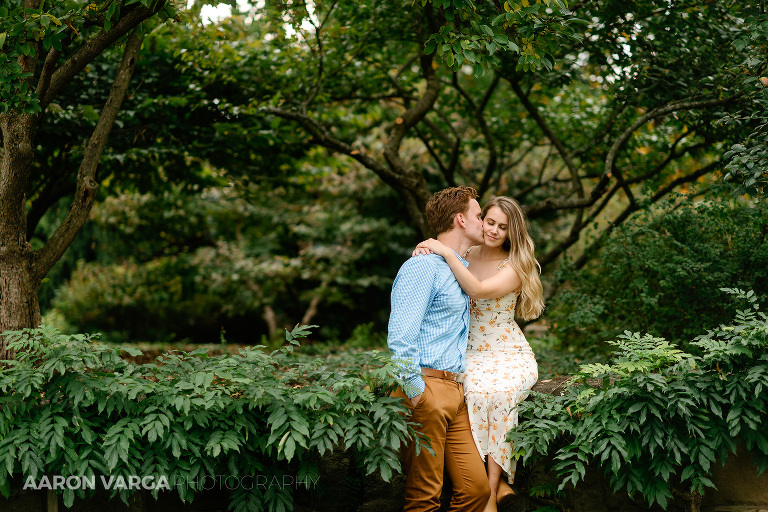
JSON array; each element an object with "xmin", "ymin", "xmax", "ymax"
[{"xmin": 387, "ymin": 252, "xmax": 470, "ymax": 398}]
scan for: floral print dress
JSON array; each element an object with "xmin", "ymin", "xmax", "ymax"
[{"xmin": 457, "ymin": 260, "xmax": 538, "ymax": 484}]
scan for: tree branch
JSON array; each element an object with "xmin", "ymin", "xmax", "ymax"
[
  {"xmin": 570, "ymin": 160, "xmax": 722, "ymax": 271},
  {"xmin": 609, "ymin": 164, "xmax": 637, "ymax": 211},
  {"xmin": 508, "ymin": 76, "xmax": 584, "ymax": 200},
  {"xmin": 603, "ymin": 97, "xmax": 736, "ymax": 181},
  {"xmin": 569, "ymin": 100, "xmax": 627, "ymax": 162},
  {"xmin": 452, "ymin": 72, "xmax": 500, "ymax": 197},
  {"xmin": 382, "ymin": 53, "xmax": 440, "ymax": 176},
  {"xmin": 265, "ymin": 106, "xmax": 431, "ymax": 235},
  {"xmin": 265, "ymin": 107, "xmax": 396, "ymax": 182},
  {"xmin": 39, "ymin": 3, "xmax": 166, "ymax": 110},
  {"xmin": 649, "ymin": 160, "xmax": 720, "ymax": 203},
  {"xmin": 420, "ymin": 114, "xmax": 462, "ymax": 185},
  {"xmin": 299, "ymin": 1, "xmax": 338, "ymax": 113},
  {"xmin": 26, "ymin": 170, "xmax": 75, "ymax": 240},
  {"xmin": 526, "ymin": 95, "xmax": 740, "ymax": 218},
  {"xmin": 414, "ymin": 125, "xmax": 451, "ymax": 183},
  {"xmin": 33, "ymin": 29, "xmax": 144, "ymax": 281},
  {"xmin": 620, "ymin": 133, "xmax": 707, "ymax": 188},
  {"xmin": 514, "ymin": 145, "xmax": 554, "ymax": 200},
  {"xmin": 34, "ymin": 46, "xmax": 62, "ymax": 108},
  {"xmin": 380, "ymin": 46, "xmax": 457, "ymax": 194},
  {"xmin": 541, "ymin": 156, "xmax": 721, "ymax": 304},
  {"xmin": 421, "ymin": 115, "xmax": 457, "ymax": 149},
  {"xmin": 18, "ymin": 0, "xmax": 44, "ymax": 96},
  {"xmin": 508, "ymin": 75, "xmax": 587, "ymax": 232}
]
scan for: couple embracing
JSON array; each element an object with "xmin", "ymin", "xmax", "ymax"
[{"xmin": 388, "ymin": 186, "xmax": 544, "ymax": 512}]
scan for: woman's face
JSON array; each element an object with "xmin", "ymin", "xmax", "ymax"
[{"xmin": 482, "ymin": 206, "xmax": 509, "ymax": 249}]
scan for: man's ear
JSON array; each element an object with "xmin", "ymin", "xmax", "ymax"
[{"xmin": 454, "ymin": 212, "xmax": 466, "ymax": 228}]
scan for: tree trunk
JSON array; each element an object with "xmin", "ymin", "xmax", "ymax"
[
  {"xmin": 0, "ymin": 112, "xmax": 40, "ymax": 360},
  {"xmin": 0, "ymin": 26, "xmax": 146, "ymax": 359},
  {"xmin": 262, "ymin": 305, "xmax": 280, "ymax": 340},
  {"xmin": 0, "ymin": 248, "xmax": 41, "ymax": 360},
  {"xmin": 46, "ymin": 489, "xmax": 58, "ymax": 512}
]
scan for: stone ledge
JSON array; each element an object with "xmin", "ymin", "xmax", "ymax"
[{"xmin": 530, "ymin": 375, "xmax": 572, "ymax": 395}]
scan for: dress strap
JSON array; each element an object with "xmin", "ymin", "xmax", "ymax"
[
  {"xmin": 498, "ymin": 258, "xmax": 510, "ymax": 269},
  {"xmin": 463, "ymin": 245, "xmax": 476, "ymax": 258}
]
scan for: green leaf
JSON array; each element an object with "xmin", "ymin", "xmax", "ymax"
[
  {"xmin": 63, "ymin": 488, "xmax": 74, "ymax": 508},
  {"xmin": 283, "ymin": 436, "xmax": 296, "ymax": 461}
]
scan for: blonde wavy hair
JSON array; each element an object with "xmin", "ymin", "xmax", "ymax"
[{"xmin": 483, "ymin": 196, "xmax": 544, "ymax": 320}]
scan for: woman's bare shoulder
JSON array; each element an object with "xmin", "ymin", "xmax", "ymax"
[{"xmin": 463, "ymin": 245, "xmax": 483, "ymax": 259}]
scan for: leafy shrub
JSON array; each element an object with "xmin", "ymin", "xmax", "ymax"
[
  {"xmin": 508, "ymin": 289, "xmax": 768, "ymax": 511},
  {"xmin": 549, "ymin": 200, "xmax": 768, "ymax": 350},
  {"xmin": 48, "ymin": 253, "xmax": 263, "ymax": 343},
  {"xmin": 0, "ymin": 325, "xmax": 424, "ymax": 511},
  {"xmin": 46, "ymin": 169, "xmax": 414, "ymax": 344}
]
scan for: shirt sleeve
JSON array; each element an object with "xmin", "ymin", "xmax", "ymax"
[{"xmin": 387, "ymin": 256, "xmax": 436, "ymax": 398}]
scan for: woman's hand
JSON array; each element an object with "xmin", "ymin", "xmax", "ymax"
[
  {"xmin": 412, "ymin": 245, "xmax": 433, "ymax": 257},
  {"xmin": 412, "ymin": 238, "xmax": 449, "ymax": 258}
]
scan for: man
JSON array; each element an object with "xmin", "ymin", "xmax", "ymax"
[{"xmin": 388, "ymin": 186, "xmax": 491, "ymax": 512}]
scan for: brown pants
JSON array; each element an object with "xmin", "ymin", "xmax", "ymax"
[{"xmin": 395, "ymin": 376, "xmax": 490, "ymax": 512}]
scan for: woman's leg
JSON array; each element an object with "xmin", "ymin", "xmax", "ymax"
[
  {"xmin": 482, "ymin": 457, "xmax": 503, "ymax": 512},
  {"xmin": 487, "ymin": 456, "xmax": 503, "ymax": 496},
  {"xmin": 490, "ymin": 456, "xmax": 515, "ymax": 507}
]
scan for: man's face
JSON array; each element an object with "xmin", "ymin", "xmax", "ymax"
[{"xmin": 465, "ymin": 199, "xmax": 484, "ymax": 245}]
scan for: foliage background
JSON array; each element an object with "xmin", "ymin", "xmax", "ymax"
[
  {"xmin": 1, "ymin": 2, "xmax": 767, "ymax": 511},
  {"xmin": 549, "ymin": 200, "xmax": 768, "ymax": 351},
  {"xmin": 12, "ymin": 0, "xmax": 766, "ymax": 350}
]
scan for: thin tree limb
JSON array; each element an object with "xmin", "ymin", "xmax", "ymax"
[
  {"xmin": 526, "ymin": 95, "xmax": 740, "ymax": 218},
  {"xmin": 39, "ymin": 3, "xmax": 165, "ymax": 110},
  {"xmin": 33, "ymin": 29, "xmax": 144, "ymax": 280},
  {"xmin": 508, "ymin": 76, "xmax": 584, "ymax": 200},
  {"xmin": 570, "ymin": 160, "xmax": 721, "ymax": 271},
  {"xmin": 452, "ymin": 72, "xmax": 501, "ymax": 197}
]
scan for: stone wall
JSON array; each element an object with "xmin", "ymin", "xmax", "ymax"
[{"xmin": 705, "ymin": 447, "xmax": 768, "ymax": 512}]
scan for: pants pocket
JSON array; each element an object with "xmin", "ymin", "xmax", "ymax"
[{"xmin": 412, "ymin": 378, "xmax": 432, "ymax": 412}]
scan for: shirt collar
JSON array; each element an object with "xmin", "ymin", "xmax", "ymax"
[{"xmin": 450, "ymin": 249, "xmax": 470, "ymax": 268}]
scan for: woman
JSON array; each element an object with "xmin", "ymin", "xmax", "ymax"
[{"xmin": 413, "ymin": 196, "xmax": 544, "ymax": 512}]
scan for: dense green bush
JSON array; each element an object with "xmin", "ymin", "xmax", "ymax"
[
  {"xmin": 44, "ymin": 166, "xmax": 414, "ymax": 344},
  {"xmin": 48, "ymin": 253, "xmax": 247, "ymax": 343},
  {"xmin": 0, "ymin": 325, "xmax": 423, "ymax": 511},
  {"xmin": 509, "ymin": 289, "xmax": 768, "ymax": 511},
  {"xmin": 550, "ymin": 200, "xmax": 768, "ymax": 349}
]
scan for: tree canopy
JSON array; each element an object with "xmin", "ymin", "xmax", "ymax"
[
  {"xmin": 4, "ymin": 0, "xmax": 767, "ymax": 345},
  {"xmin": 245, "ymin": 0, "xmax": 766, "ymax": 273}
]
